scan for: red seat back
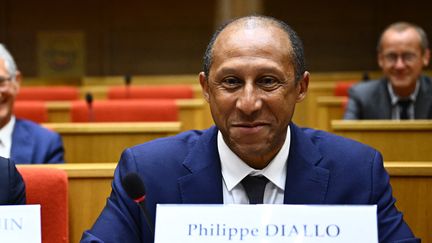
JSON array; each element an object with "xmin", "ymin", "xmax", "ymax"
[
  {"xmin": 107, "ymin": 85, "xmax": 194, "ymax": 100},
  {"xmin": 70, "ymin": 100, "xmax": 178, "ymax": 122},
  {"xmin": 14, "ymin": 101, "xmax": 48, "ymax": 123},
  {"xmin": 18, "ymin": 167, "xmax": 69, "ymax": 243},
  {"xmin": 333, "ymin": 81, "xmax": 357, "ymax": 96},
  {"xmin": 17, "ymin": 86, "xmax": 79, "ymax": 101}
]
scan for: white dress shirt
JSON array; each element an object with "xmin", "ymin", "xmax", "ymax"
[
  {"xmin": 218, "ymin": 126, "xmax": 291, "ymax": 204},
  {"xmin": 0, "ymin": 116, "xmax": 16, "ymax": 158},
  {"xmin": 387, "ymin": 81, "xmax": 420, "ymax": 119}
]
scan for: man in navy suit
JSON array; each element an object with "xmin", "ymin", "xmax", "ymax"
[
  {"xmin": 344, "ymin": 22, "xmax": 432, "ymax": 119},
  {"xmin": 82, "ymin": 16, "xmax": 419, "ymax": 242},
  {"xmin": 0, "ymin": 156, "xmax": 25, "ymax": 204},
  {"xmin": 0, "ymin": 44, "xmax": 64, "ymax": 164}
]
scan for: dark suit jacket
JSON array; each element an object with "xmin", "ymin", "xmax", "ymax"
[
  {"xmin": 0, "ymin": 157, "xmax": 26, "ymax": 204},
  {"xmin": 11, "ymin": 119, "xmax": 65, "ymax": 164},
  {"xmin": 81, "ymin": 125, "xmax": 419, "ymax": 243},
  {"xmin": 344, "ymin": 76, "xmax": 432, "ymax": 119}
]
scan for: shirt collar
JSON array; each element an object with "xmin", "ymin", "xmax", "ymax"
[
  {"xmin": 0, "ymin": 115, "xmax": 15, "ymax": 147},
  {"xmin": 387, "ymin": 79, "xmax": 420, "ymax": 105},
  {"xmin": 218, "ymin": 126, "xmax": 290, "ymax": 192}
]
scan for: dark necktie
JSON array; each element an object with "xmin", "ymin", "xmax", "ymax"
[
  {"xmin": 241, "ymin": 175, "xmax": 269, "ymax": 204},
  {"xmin": 397, "ymin": 99, "xmax": 412, "ymax": 120}
]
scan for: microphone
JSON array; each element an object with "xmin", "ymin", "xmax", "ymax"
[
  {"xmin": 124, "ymin": 74, "xmax": 132, "ymax": 99},
  {"xmin": 85, "ymin": 92, "xmax": 94, "ymax": 122},
  {"xmin": 121, "ymin": 172, "xmax": 154, "ymax": 235},
  {"xmin": 124, "ymin": 74, "xmax": 132, "ymax": 86}
]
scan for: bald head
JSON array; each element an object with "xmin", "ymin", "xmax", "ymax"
[
  {"xmin": 377, "ymin": 22, "xmax": 429, "ymax": 54},
  {"xmin": 202, "ymin": 16, "xmax": 306, "ymax": 82}
]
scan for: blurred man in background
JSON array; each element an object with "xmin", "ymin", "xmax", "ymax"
[
  {"xmin": 345, "ymin": 22, "xmax": 432, "ymax": 119},
  {"xmin": 0, "ymin": 44, "xmax": 64, "ymax": 163}
]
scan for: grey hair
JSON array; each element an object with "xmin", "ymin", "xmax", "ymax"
[
  {"xmin": 377, "ymin": 22, "xmax": 429, "ymax": 53},
  {"xmin": 202, "ymin": 15, "xmax": 306, "ymax": 83},
  {"xmin": 0, "ymin": 44, "xmax": 18, "ymax": 80}
]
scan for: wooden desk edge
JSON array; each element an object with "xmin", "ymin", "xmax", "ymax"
[
  {"xmin": 17, "ymin": 163, "xmax": 117, "ymax": 178},
  {"xmin": 45, "ymin": 99, "xmax": 205, "ymax": 110},
  {"xmin": 331, "ymin": 120, "xmax": 432, "ymax": 130},
  {"xmin": 385, "ymin": 162, "xmax": 432, "ymax": 176},
  {"xmin": 43, "ymin": 122, "xmax": 182, "ymax": 133},
  {"xmin": 17, "ymin": 162, "xmax": 432, "ymax": 177},
  {"xmin": 316, "ymin": 96, "xmax": 346, "ymax": 106}
]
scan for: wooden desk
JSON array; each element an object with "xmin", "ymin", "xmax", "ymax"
[
  {"xmin": 45, "ymin": 99, "xmax": 209, "ymax": 131},
  {"xmin": 79, "ymin": 84, "xmax": 203, "ymax": 100},
  {"xmin": 43, "ymin": 122, "xmax": 181, "ymax": 163},
  {"xmin": 293, "ymin": 82, "xmax": 336, "ymax": 128},
  {"xmin": 385, "ymin": 162, "xmax": 432, "ymax": 243},
  {"xmin": 82, "ymin": 74, "xmax": 198, "ymax": 86},
  {"xmin": 308, "ymin": 71, "xmax": 381, "ymax": 82},
  {"xmin": 18, "ymin": 162, "xmax": 431, "ymax": 243},
  {"xmin": 80, "ymin": 74, "xmax": 202, "ymax": 100},
  {"xmin": 332, "ymin": 120, "xmax": 432, "ymax": 161},
  {"xmin": 316, "ymin": 96, "xmax": 346, "ymax": 131}
]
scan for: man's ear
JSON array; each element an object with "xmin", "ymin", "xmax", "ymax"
[
  {"xmin": 377, "ymin": 53, "xmax": 385, "ymax": 69},
  {"xmin": 422, "ymin": 48, "xmax": 430, "ymax": 67},
  {"xmin": 199, "ymin": 72, "xmax": 210, "ymax": 102},
  {"xmin": 13, "ymin": 70, "xmax": 22, "ymax": 92},
  {"xmin": 296, "ymin": 71, "xmax": 309, "ymax": 103}
]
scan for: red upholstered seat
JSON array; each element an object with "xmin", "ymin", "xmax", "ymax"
[
  {"xmin": 17, "ymin": 86, "xmax": 79, "ymax": 101},
  {"xmin": 107, "ymin": 85, "xmax": 194, "ymax": 100},
  {"xmin": 70, "ymin": 100, "xmax": 178, "ymax": 122},
  {"xmin": 333, "ymin": 81, "xmax": 357, "ymax": 96},
  {"xmin": 14, "ymin": 101, "xmax": 48, "ymax": 123},
  {"xmin": 17, "ymin": 167, "xmax": 69, "ymax": 243}
]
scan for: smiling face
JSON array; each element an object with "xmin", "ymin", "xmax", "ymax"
[
  {"xmin": 0, "ymin": 58, "xmax": 20, "ymax": 128},
  {"xmin": 200, "ymin": 23, "xmax": 308, "ymax": 169},
  {"xmin": 378, "ymin": 27, "xmax": 430, "ymax": 97}
]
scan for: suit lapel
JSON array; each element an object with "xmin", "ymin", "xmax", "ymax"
[
  {"xmin": 377, "ymin": 80, "xmax": 392, "ymax": 119},
  {"xmin": 178, "ymin": 127, "xmax": 224, "ymax": 204},
  {"xmin": 284, "ymin": 124, "xmax": 330, "ymax": 204},
  {"xmin": 11, "ymin": 120, "xmax": 34, "ymax": 164},
  {"xmin": 178, "ymin": 125, "xmax": 331, "ymax": 205}
]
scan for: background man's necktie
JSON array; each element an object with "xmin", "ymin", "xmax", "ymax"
[
  {"xmin": 241, "ymin": 175, "xmax": 269, "ymax": 204},
  {"xmin": 397, "ymin": 99, "xmax": 412, "ymax": 120}
]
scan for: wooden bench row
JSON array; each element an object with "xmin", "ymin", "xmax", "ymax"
[
  {"xmin": 23, "ymin": 72, "xmax": 377, "ymax": 129},
  {"xmin": 44, "ymin": 122, "xmax": 181, "ymax": 163},
  {"xmin": 34, "ymin": 99, "xmax": 213, "ymax": 131},
  {"xmin": 46, "ymin": 120, "xmax": 432, "ymax": 163},
  {"xmin": 17, "ymin": 162, "xmax": 432, "ymax": 243}
]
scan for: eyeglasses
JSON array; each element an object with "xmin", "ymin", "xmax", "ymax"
[{"xmin": 382, "ymin": 52, "xmax": 419, "ymax": 65}]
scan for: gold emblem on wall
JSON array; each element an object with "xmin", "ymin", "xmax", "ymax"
[{"xmin": 37, "ymin": 31, "xmax": 85, "ymax": 79}]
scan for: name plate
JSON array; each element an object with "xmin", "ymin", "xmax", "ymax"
[
  {"xmin": 0, "ymin": 205, "xmax": 41, "ymax": 243},
  {"xmin": 155, "ymin": 204, "xmax": 377, "ymax": 243}
]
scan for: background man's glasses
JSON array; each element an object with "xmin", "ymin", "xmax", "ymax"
[{"xmin": 383, "ymin": 52, "xmax": 419, "ymax": 65}]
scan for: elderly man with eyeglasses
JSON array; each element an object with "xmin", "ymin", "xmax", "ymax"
[
  {"xmin": 0, "ymin": 44, "xmax": 64, "ymax": 164},
  {"xmin": 344, "ymin": 22, "xmax": 432, "ymax": 120}
]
